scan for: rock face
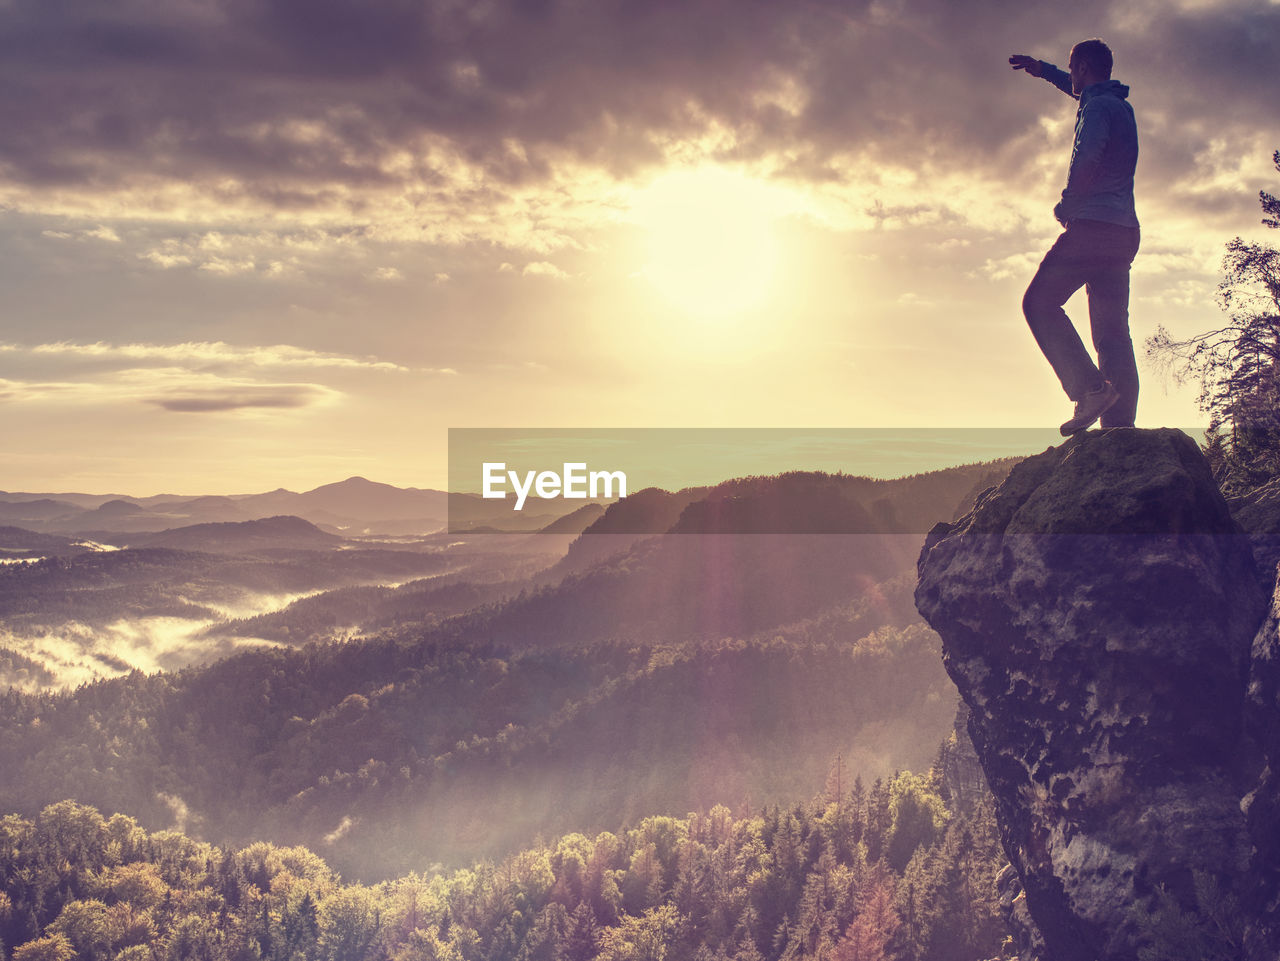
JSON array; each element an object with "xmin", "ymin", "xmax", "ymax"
[
  {"xmin": 1230, "ymin": 475, "xmax": 1280, "ymax": 588},
  {"xmin": 915, "ymin": 428, "xmax": 1267, "ymax": 961},
  {"xmin": 936, "ymin": 702, "xmax": 987, "ymax": 816},
  {"xmin": 1247, "ymin": 579, "xmax": 1280, "ymax": 958}
]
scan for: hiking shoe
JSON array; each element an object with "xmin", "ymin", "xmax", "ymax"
[{"xmin": 1060, "ymin": 381, "xmax": 1119, "ymax": 436}]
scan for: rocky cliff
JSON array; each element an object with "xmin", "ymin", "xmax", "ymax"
[
  {"xmin": 1246, "ymin": 574, "xmax": 1280, "ymax": 958},
  {"xmin": 914, "ymin": 428, "xmax": 1271, "ymax": 961}
]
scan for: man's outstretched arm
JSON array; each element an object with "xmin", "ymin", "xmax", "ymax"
[{"xmin": 1009, "ymin": 54, "xmax": 1075, "ymax": 98}]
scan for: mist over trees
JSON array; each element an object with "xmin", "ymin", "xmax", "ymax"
[
  {"xmin": 0, "ymin": 465, "xmax": 1027, "ymax": 957},
  {"xmin": 0, "ymin": 617, "xmax": 956, "ymax": 879}
]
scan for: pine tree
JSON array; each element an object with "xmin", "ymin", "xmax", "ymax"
[
  {"xmin": 1147, "ymin": 147, "xmax": 1280, "ymax": 492},
  {"xmin": 833, "ymin": 870, "xmax": 898, "ymax": 961},
  {"xmin": 848, "ymin": 777, "xmax": 866, "ymax": 848},
  {"xmin": 863, "ymin": 780, "xmax": 891, "ymax": 865},
  {"xmin": 563, "ymin": 902, "xmax": 599, "ymax": 961}
]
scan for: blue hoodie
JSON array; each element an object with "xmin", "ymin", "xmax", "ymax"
[{"xmin": 1039, "ymin": 62, "xmax": 1140, "ymax": 229}]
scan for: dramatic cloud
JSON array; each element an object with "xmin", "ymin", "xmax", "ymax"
[
  {"xmin": 1, "ymin": 0, "xmax": 1273, "ymax": 244},
  {"xmin": 1, "ymin": 0, "xmax": 1274, "ymax": 493}
]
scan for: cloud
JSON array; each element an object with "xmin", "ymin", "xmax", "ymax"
[
  {"xmin": 42, "ymin": 225, "xmax": 121, "ymax": 242},
  {"xmin": 198, "ymin": 257, "xmax": 258, "ymax": 275},
  {"xmin": 0, "ymin": 344, "xmax": 369, "ymax": 415},
  {"xmin": 0, "ymin": 377, "xmax": 84, "ymax": 402},
  {"xmin": 139, "ymin": 249, "xmax": 193, "ymax": 268},
  {"xmin": 19, "ymin": 340, "xmax": 409, "ymax": 372},
  {"xmin": 978, "ymin": 251, "xmax": 1042, "ymax": 282},
  {"xmin": 522, "ymin": 261, "xmax": 569, "ymax": 280},
  {"xmin": 136, "ymin": 228, "xmax": 363, "ymax": 276},
  {"xmin": 149, "ymin": 384, "xmax": 333, "ymax": 413},
  {"xmin": 0, "ymin": 341, "xmax": 467, "ymax": 424},
  {"xmin": 0, "ymin": 0, "xmax": 1272, "ymax": 249},
  {"xmin": 0, "ymin": 366, "xmax": 341, "ymax": 413}
]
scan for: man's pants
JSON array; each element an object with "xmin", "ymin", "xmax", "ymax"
[{"xmin": 1023, "ymin": 219, "xmax": 1141, "ymax": 428}]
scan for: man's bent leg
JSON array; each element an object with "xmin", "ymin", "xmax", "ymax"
[
  {"xmin": 1085, "ymin": 226, "xmax": 1141, "ymax": 428},
  {"xmin": 1087, "ymin": 264, "xmax": 1138, "ymax": 428},
  {"xmin": 1023, "ymin": 232, "xmax": 1104, "ymax": 403}
]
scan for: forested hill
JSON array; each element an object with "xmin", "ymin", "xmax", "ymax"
[
  {"xmin": 471, "ymin": 465, "xmax": 1017, "ymax": 649},
  {"xmin": 0, "ymin": 463, "xmax": 1015, "ymax": 880},
  {"xmin": 0, "ymin": 611, "xmax": 955, "ymax": 879},
  {"xmin": 0, "ymin": 752, "xmax": 1013, "ymax": 961}
]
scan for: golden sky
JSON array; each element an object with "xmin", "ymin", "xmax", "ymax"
[{"xmin": 1, "ymin": 0, "xmax": 1277, "ymax": 494}]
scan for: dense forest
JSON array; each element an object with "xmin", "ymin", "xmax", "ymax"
[
  {"xmin": 0, "ymin": 609, "xmax": 954, "ymax": 878},
  {"xmin": 0, "ymin": 465, "xmax": 1027, "ymax": 957},
  {"xmin": 0, "ymin": 747, "xmax": 1013, "ymax": 961}
]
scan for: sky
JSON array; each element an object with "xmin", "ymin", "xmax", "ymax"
[{"xmin": 1, "ymin": 0, "xmax": 1278, "ymax": 495}]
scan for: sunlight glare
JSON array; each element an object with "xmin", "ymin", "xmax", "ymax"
[{"xmin": 631, "ymin": 167, "xmax": 789, "ymax": 320}]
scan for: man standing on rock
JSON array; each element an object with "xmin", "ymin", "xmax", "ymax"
[{"xmin": 1010, "ymin": 40, "xmax": 1141, "ymax": 435}]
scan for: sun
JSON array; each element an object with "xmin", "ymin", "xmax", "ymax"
[{"xmin": 630, "ymin": 167, "xmax": 787, "ymax": 320}]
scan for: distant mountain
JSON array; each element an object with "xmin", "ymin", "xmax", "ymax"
[
  {"xmin": 42, "ymin": 499, "xmax": 183, "ymax": 534},
  {"xmin": 546, "ymin": 487, "xmax": 707, "ymax": 575},
  {"xmin": 147, "ymin": 495, "xmax": 253, "ymax": 524},
  {"xmin": 0, "ymin": 491, "xmax": 136, "ymax": 510},
  {"xmin": 229, "ymin": 486, "xmax": 294, "ymax": 512},
  {"xmin": 236, "ymin": 477, "xmax": 447, "ymax": 527},
  {"xmin": 538, "ymin": 503, "xmax": 606, "ymax": 534},
  {"xmin": 2, "ymin": 478, "xmax": 621, "ymax": 538},
  {"xmin": 584, "ymin": 486, "xmax": 707, "ymax": 534},
  {"xmin": 129, "ymin": 515, "xmax": 341, "ymax": 553},
  {"xmin": 3, "ymin": 479, "xmax": 454, "ymax": 536},
  {"xmin": 0, "ymin": 499, "xmax": 83, "ymax": 524},
  {"xmin": 95, "ymin": 499, "xmax": 143, "ymax": 516}
]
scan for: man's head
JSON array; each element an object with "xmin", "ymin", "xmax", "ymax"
[{"xmin": 1068, "ymin": 38, "xmax": 1113, "ymax": 95}]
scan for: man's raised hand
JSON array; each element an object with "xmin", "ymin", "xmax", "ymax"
[{"xmin": 1009, "ymin": 54, "xmax": 1044, "ymax": 77}]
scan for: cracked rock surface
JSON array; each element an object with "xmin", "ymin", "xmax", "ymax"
[{"xmin": 915, "ymin": 428, "xmax": 1266, "ymax": 961}]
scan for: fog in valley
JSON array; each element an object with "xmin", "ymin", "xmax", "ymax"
[{"xmin": 0, "ymin": 468, "xmax": 1010, "ymax": 880}]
